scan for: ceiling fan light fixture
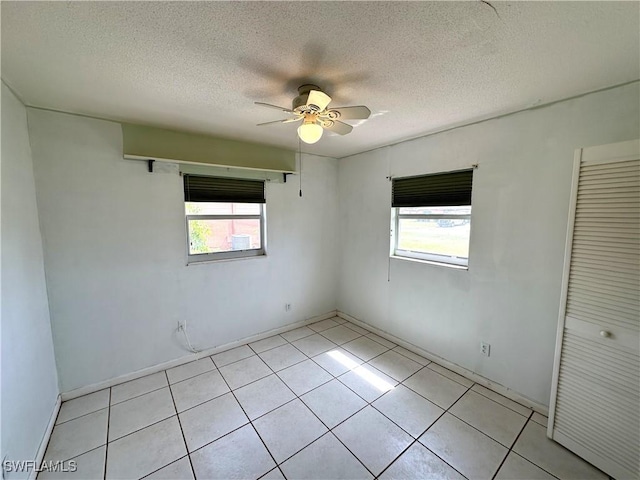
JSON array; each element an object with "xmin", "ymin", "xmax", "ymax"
[
  {"xmin": 256, "ymin": 85, "xmax": 370, "ymax": 143},
  {"xmin": 297, "ymin": 120, "xmax": 323, "ymax": 144}
]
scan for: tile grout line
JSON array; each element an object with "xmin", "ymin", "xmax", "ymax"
[
  {"xmin": 370, "ymin": 395, "xmax": 456, "ymax": 480},
  {"xmin": 164, "ymin": 370, "xmax": 197, "ymax": 480},
  {"xmin": 426, "ymin": 363, "xmax": 474, "ymax": 387},
  {"xmin": 493, "ymin": 417, "xmax": 565, "ymax": 480},
  {"xmin": 100, "ymin": 413, "xmax": 180, "ymax": 448},
  {"xmin": 139, "ymin": 454, "xmax": 191, "ymax": 480},
  {"xmin": 273, "ymin": 367, "xmax": 335, "ymax": 398},
  {"xmin": 165, "ymin": 357, "xmax": 217, "ymax": 385},
  {"xmin": 391, "ymin": 344, "xmax": 541, "ymax": 418},
  {"xmin": 106, "ymin": 390, "xmax": 178, "ymax": 439},
  {"xmin": 54, "ymin": 405, "xmax": 110, "ymax": 427},
  {"xmin": 109, "ymin": 383, "xmax": 169, "ymax": 408},
  {"xmin": 377, "ymin": 377, "xmax": 496, "ymax": 479},
  {"xmin": 246, "ymin": 333, "xmax": 288, "ymax": 355},
  {"xmin": 490, "ymin": 411, "xmax": 535, "ymax": 480},
  {"xmin": 509, "ymin": 450, "xmax": 564, "ymax": 480},
  {"xmin": 429, "ymin": 375, "xmax": 533, "ymax": 450},
  {"xmin": 102, "ymin": 388, "xmax": 111, "ymax": 480},
  {"xmin": 469, "ymin": 384, "xmax": 534, "ymax": 417},
  {"xmin": 252, "ymin": 354, "xmax": 377, "ymax": 478},
  {"xmin": 211, "ymin": 354, "xmax": 254, "ymax": 369},
  {"xmin": 391, "ymin": 344, "xmax": 433, "ymax": 365},
  {"xmin": 44, "ymin": 444, "xmax": 107, "ymax": 473},
  {"xmin": 252, "ymin": 340, "xmax": 321, "ymax": 372},
  {"xmin": 277, "ymin": 377, "xmax": 374, "ymax": 476},
  {"xmin": 413, "ymin": 377, "xmax": 534, "ymax": 464},
  {"xmin": 101, "ymin": 391, "xmax": 328, "ymax": 469},
  {"xmin": 256, "ymin": 466, "xmax": 286, "ymax": 480},
  {"xmin": 216, "ymin": 355, "xmax": 285, "ymax": 479},
  {"xmin": 36, "ymin": 420, "xmax": 109, "ymax": 467},
  {"xmin": 160, "ymin": 347, "xmax": 337, "ymax": 430},
  {"xmin": 420, "ymin": 370, "xmax": 538, "ymax": 454},
  {"xmin": 444, "ymin": 410, "xmax": 527, "ymax": 450},
  {"xmin": 377, "ymin": 381, "xmax": 477, "ymax": 480},
  {"xmin": 180, "ymin": 422, "xmax": 253, "ymax": 461},
  {"xmin": 279, "ymin": 328, "xmax": 316, "ymax": 343},
  {"xmin": 327, "ymin": 364, "xmax": 466, "ymax": 477},
  {"xmin": 318, "ymin": 328, "xmax": 366, "ymax": 344}
]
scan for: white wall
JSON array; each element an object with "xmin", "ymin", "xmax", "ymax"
[
  {"xmin": 337, "ymin": 83, "xmax": 640, "ymax": 406},
  {"xmin": 1, "ymin": 84, "xmax": 59, "ymax": 477},
  {"xmin": 26, "ymin": 109, "xmax": 339, "ymax": 393}
]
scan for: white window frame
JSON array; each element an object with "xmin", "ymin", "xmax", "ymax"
[
  {"xmin": 392, "ymin": 207, "xmax": 471, "ymax": 267},
  {"xmin": 186, "ymin": 204, "xmax": 266, "ymax": 263}
]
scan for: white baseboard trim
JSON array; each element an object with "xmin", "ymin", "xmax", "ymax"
[
  {"xmin": 61, "ymin": 310, "xmax": 337, "ymax": 401},
  {"xmin": 28, "ymin": 395, "xmax": 61, "ymax": 480},
  {"xmin": 337, "ymin": 311, "xmax": 549, "ymax": 415}
]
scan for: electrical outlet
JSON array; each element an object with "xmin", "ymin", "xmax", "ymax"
[
  {"xmin": 285, "ymin": 303, "xmax": 292, "ymax": 312},
  {"xmin": 480, "ymin": 342, "xmax": 491, "ymax": 357},
  {"xmin": 177, "ymin": 321, "xmax": 184, "ymax": 331}
]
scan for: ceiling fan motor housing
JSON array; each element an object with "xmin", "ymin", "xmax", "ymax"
[{"xmin": 293, "ymin": 84, "xmax": 323, "ymax": 113}]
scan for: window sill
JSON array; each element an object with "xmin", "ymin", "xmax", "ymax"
[
  {"xmin": 390, "ymin": 255, "xmax": 468, "ymax": 271},
  {"xmin": 186, "ymin": 253, "xmax": 267, "ymax": 266}
]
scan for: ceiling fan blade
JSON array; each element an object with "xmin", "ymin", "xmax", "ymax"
[
  {"xmin": 307, "ymin": 90, "xmax": 332, "ymax": 111},
  {"xmin": 257, "ymin": 118, "xmax": 298, "ymax": 127},
  {"xmin": 323, "ymin": 120, "xmax": 353, "ymax": 135},
  {"xmin": 326, "ymin": 105, "xmax": 371, "ymax": 120},
  {"xmin": 254, "ymin": 102, "xmax": 294, "ymax": 114},
  {"xmin": 282, "ymin": 116, "xmax": 304, "ymax": 123}
]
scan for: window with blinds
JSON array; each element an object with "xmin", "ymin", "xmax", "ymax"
[
  {"xmin": 183, "ymin": 175, "xmax": 266, "ymax": 262},
  {"xmin": 391, "ymin": 169, "xmax": 474, "ymax": 267}
]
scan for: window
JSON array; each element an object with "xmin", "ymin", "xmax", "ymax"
[
  {"xmin": 184, "ymin": 175, "xmax": 265, "ymax": 262},
  {"xmin": 392, "ymin": 169, "xmax": 473, "ymax": 267}
]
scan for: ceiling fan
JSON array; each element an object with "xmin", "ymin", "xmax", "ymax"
[{"xmin": 255, "ymin": 84, "xmax": 371, "ymax": 144}]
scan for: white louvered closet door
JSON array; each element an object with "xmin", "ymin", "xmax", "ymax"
[{"xmin": 549, "ymin": 139, "xmax": 640, "ymax": 480}]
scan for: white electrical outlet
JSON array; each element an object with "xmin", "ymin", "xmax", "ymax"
[
  {"xmin": 285, "ymin": 303, "xmax": 292, "ymax": 312},
  {"xmin": 480, "ymin": 342, "xmax": 491, "ymax": 357}
]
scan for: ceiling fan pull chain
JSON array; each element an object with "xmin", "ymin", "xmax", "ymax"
[{"xmin": 299, "ymin": 137, "xmax": 303, "ymax": 197}]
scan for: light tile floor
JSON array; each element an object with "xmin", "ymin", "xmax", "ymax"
[{"xmin": 41, "ymin": 317, "xmax": 609, "ymax": 480}]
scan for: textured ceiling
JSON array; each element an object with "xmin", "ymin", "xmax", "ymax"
[{"xmin": 2, "ymin": 1, "xmax": 639, "ymax": 158}]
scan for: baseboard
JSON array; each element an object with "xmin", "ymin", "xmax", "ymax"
[
  {"xmin": 61, "ymin": 310, "xmax": 337, "ymax": 401},
  {"xmin": 337, "ymin": 310, "xmax": 549, "ymax": 415},
  {"xmin": 28, "ymin": 395, "xmax": 61, "ymax": 480}
]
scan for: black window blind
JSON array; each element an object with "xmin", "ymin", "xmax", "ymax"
[
  {"xmin": 183, "ymin": 175, "xmax": 265, "ymax": 203},
  {"xmin": 392, "ymin": 169, "xmax": 473, "ymax": 207}
]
